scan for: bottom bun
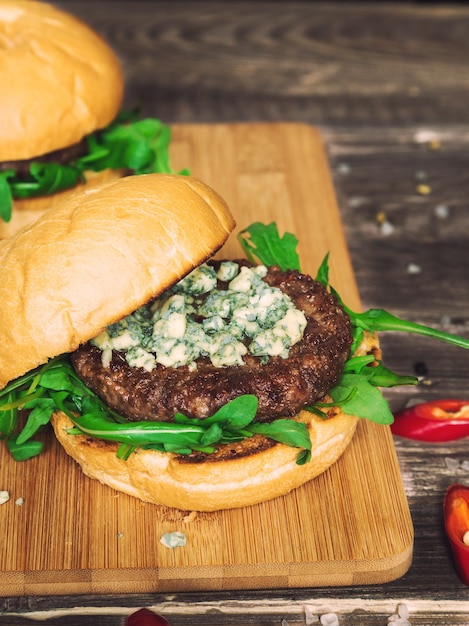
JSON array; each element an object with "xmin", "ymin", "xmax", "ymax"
[
  {"xmin": 0, "ymin": 168, "xmax": 126, "ymax": 239},
  {"xmin": 51, "ymin": 406, "xmax": 358, "ymax": 512}
]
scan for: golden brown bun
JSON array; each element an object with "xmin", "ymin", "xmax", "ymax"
[
  {"xmin": 51, "ymin": 406, "xmax": 359, "ymax": 512},
  {"xmin": 0, "ymin": 0, "xmax": 123, "ymax": 161},
  {"xmin": 0, "ymin": 174, "xmax": 236, "ymax": 389},
  {"xmin": 50, "ymin": 334, "xmax": 380, "ymax": 512},
  {"xmin": 0, "ymin": 168, "xmax": 127, "ymax": 239}
]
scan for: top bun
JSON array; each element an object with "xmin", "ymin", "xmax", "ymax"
[
  {"xmin": 0, "ymin": 0, "xmax": 123, "ymax": 161},
  {"xmin": 0, "ymin": 174, "xmax": 236, "ymax": 389}
]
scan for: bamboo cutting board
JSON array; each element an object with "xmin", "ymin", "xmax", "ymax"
[{"xmin": 0, "ymin": 123, "xmax": 413, "ymax": 596}]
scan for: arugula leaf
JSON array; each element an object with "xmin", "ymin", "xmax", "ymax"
[
  {"xmin": 250, "ymin": 419, "xmax": 312, "ymax": 462},
  {"xmin": 238, "ymin": 222, "xmax": 301, "ymax": 271},
  {"xmin": 0, "ymin": 171, "xmax": 14, "ymax": 222},
  {"xmin": 365, "ymin": 362, "xmax": 417, "ymax": 388},
  {"xmin": 325, "ymin": 280, "xmax": 469, "ymax": 353},
  {"xmin": 329, "ymin": 373, "xmax": 395, "ymax": 425},
  {"xmin": 0, "ymin": 356, "xmax": 75, "ymax": 458},
  {"xmin": 11, "ymin": 163, "xmax": 82, "ymax": 199},
  {"xmin": 40, "ymin": 363, "xmax": 92, "ymax": 396},
  {"xmin": 78, "ymin": 117, "xmax": 175, "ymax": 174},
  {"xmin": 315, "ymin": 252, "xmax": 330, "ymax": 287},
  {"xmin": 201, "ymin": 394, "xmax": 259, "ymax": 430},
  {"xmin": 6, "ymin": 437, "xmax": 44, "ymax": 462},
  {"xmin": 0, "ymin": 391, "xmax": 16, "ymax": 439},
  {"xmin": 69, "ymin": 414, "xmax": 211, "ymax": 448},
  {"xmin": 346, "ymin": 306, "xmax": 469, "ymax": 351},
  {"xmin": 318, "ymin": 356, "xmax": 417, "ymax": 426},
  {"xmin": 201, "ymin": 423, "xmax": 224, "ymax": 447},
  {"xmin": 17, "ymin": 398, "xmax": 57, "ymax": 445},
  {"xmin": 342, "ymin": 356, "xmax": 417, "ymax": 387}
]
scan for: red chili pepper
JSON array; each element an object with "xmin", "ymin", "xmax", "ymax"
[
  {"xmin": 444, "ymin": 484, "xmax": 469, "ymax": 586},
  {"xmin": 391, "ymin": 399, "xmax": 469, "ymax": 442},
  {"xmin": 126, "ymin": 608, "xmax": 172, "ymax": 626}
]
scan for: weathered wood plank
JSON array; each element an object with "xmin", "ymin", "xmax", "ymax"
[{"xmin": 58, "ymin": 2, "xmax": 469, "ymax": 124}]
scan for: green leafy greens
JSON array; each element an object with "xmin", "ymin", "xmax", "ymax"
[
  {"xmin": 237, "ymin": 222, "xmax": 469, "ymax": 426},
  {"xmin": 238, "ymin": 222, "xmax": 301, "ymax": 271},
  {"xmin": 2, "ymin": 222, "xmax": 469, "ymax": 464},
  {"xmin": 0, "ymin": 111, "xmax": 189, "ymax": 223},
  {"xmin": 0, "ymin": 358, "xmax": 312, "ymax": 464}
]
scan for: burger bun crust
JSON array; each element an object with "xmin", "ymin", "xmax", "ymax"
[
  {"xmin": 0, "ymin": 0, "xmax": 123, "ymax": 161},
  {"xmin": 51, "ymin": 407, "xmax": 359, "ymax": 512},
  {"xmin": 0, "ymin": 174, "xmax": 236, "ymax": 389}
]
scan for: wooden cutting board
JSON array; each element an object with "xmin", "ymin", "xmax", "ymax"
[{"xmin": 0, "ymin": 123, "xmax": 413, "ymax": 596}]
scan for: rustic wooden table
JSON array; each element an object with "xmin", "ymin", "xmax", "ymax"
[{"xmin": 2, "ymin": 1, "xmax": 469, "ymax": 624}]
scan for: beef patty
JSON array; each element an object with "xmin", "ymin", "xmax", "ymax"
[{"xmin": 71, "ymin": 263, "xmax": 352, "ymax": 423}]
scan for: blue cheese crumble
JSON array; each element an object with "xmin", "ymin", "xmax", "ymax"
[{"xmin": 92, "ymin": 262, "xmax": 307, "ymax": 371}]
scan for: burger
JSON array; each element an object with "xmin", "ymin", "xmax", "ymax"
[
  {"xmin": 0, "ymin": 0, "xmax": 179, "ymax": 238},
  {"xmin": 1, "ymin": 174, "xmax": 464, "ymax": 512}
]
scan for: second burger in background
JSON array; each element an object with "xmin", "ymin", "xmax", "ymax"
[{"xmin": 0, "ymin": 0, "xmax": 183, "ymax": 237}]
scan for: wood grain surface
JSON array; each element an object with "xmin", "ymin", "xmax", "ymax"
[
  {"xmin": 0, "ymin": 123, "xmax": 413, "ymax": 597},
  {"xmin": 2, "ymin": 2, "xmax": 469, "ymax": 624},
  {"xmin": 59, "ymin": 1, "xmax": 469, "ymax": 126}
]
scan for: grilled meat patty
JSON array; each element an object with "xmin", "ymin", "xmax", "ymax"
[{"xmin": 71, "ymin": 263, "xmax": 352, "ymax": 423}]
